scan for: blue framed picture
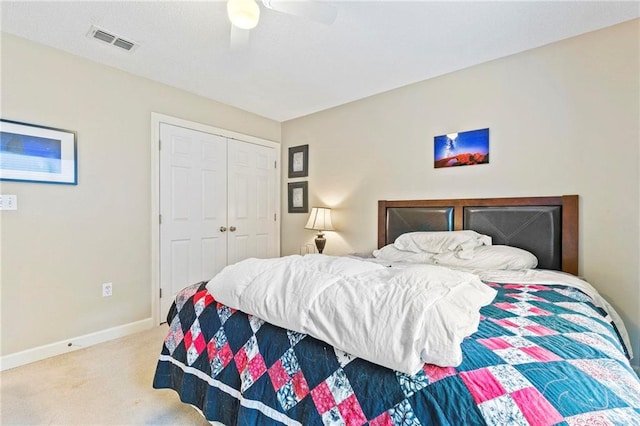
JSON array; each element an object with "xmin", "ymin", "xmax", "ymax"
[
  {"xmin": 434, "ymin": 128, "xmax": 489, "ymax": 168},
  {"xmin": 0, "ymin": 119, "xmax": 77, "ymax": 185}
]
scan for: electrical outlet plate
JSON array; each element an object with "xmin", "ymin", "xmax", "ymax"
[{"xmin": 102, "ymin": 282, "xmax": 113, "ymax": 297}]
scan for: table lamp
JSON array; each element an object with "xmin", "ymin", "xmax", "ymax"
[{"xmin": 304, "ymin": 207, "xmax": 334, "ymax": 254}]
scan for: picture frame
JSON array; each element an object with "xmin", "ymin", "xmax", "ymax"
[
  {"xmin": 288, "ymin": 144, "xmax": 309, "ymax": 178},
  {"xmin": 434, "ymin": 127, "xmax": 489, "ymax": 168},
  {"xmin": 0, "ymin": 119, "xmax": 78, "ymax": 185},
  {"xmin": 288, "ymin": 181, "xmax": 308, "ymax": 213}
]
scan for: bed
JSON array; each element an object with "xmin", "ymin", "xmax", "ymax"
[{"xmin": 153, "ymin": 195, "xmax": 640, "ymax": 425}]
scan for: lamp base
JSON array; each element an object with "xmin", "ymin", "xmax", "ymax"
[{"xmin": 314, "ymin": 233, "xmax": 326, "ymax": 254}]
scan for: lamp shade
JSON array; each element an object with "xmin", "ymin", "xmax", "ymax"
[
  {"xmin": 227, "ymin": 0, "xmax": 260, "ymax": 30},
  {"xmin": 304, "ymin": 207, "xmax": 334, "ymax": 231}
]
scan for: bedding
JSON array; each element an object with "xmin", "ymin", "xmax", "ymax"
[
  {"xmin": 374, "ymin": 244, "xmax": 539, "ymax": 270},
  {"xmin": 394, "ymin": 230, "xmax": 491, "ymax": 257},
  {"xmin": 474, "ymin": 268, "xmax": 633, "ymax": 359},
  {"xmin": 372, "ymin": 244, "xmax": 435, "ymax": 263},
  {"xmin": 206, "ymin": 255, "xmax": 496, "ymax": 372},
  {"xmin": 153, "ymin": 257, "xmax": 640, "ymax": 425},
  {"xmin": 432, "ymin": 245, "xmax": 538, "ymax": 270}
]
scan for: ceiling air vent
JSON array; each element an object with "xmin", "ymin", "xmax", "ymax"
[{"xmin": 87, "ymin": 25, "xmax": 138, "ymax": 52}]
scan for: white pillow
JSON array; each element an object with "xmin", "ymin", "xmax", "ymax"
[
  {"xmin": 372, "ymin": 244, "xmax": 435, "ymax": 263},
  {"xmin": 432, "ymin": 245, "xmax": 538, "ymax": 270},
  {"xmin": 394, "ymin": 230, "xmax": 492, "ymax": 255}
]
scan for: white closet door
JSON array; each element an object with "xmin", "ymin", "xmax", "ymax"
[
  {"xmin": 227, "ymin": 139, "xmax": 278, "ymax": 265},
  {"xmin": 159, "ymin": 123, "xmax": 228, "ymax": 317}
]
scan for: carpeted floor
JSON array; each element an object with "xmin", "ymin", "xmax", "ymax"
[{"xmin": 0, "ymin": 325, "xmax": 210, "ymax": 425}]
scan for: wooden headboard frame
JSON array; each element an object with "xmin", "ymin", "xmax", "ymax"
[{"xmin": 378, "ymin": 195, "xmax": 579, "ymax": 275}]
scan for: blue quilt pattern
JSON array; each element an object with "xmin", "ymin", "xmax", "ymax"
[{"xmin": 153, "ymin": 281, "xmax": 640, "ymax": 425}]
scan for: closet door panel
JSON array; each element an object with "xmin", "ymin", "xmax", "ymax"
[
  {"xmin": 159, "ymin": 123, "xmax": 228, "ymax": 317},
  {"xmin": 227, "ymin": 140, "xmax": 278, "ymax": 265}
]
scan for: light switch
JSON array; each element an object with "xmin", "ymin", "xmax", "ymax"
[{"xmin": 0, "ymin": 195, "xmax": 18, "ymax": 210}]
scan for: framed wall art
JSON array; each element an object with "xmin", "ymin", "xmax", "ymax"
[
  {"xmin": 0, "ymin": 119, "xmax": 78, "ymax": 184},
  {"xmin": 288, "ymin": 144, "xmax": 308, "ymax": 178},
  {"xmin": 434, "ymin": 127, "xmax": 489, "ymax": 168},
  {"xmin": 288, "ymin": 181, "xmax": 308, "ymax": 213}
]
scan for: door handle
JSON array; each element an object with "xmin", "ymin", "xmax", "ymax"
[
  {"xmin": 229, "ymin": 226, "xmax": 237, "ymax": 232},
  {"xmin": 219, "ymin": 226, "xmax": 227, "ymax": 232}
]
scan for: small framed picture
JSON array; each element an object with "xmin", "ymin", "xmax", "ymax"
[
  {"xmin": 434, "ymin": 127, "xmax": 489, "ymax": 169},
  {"xmin": 0, "ymin": 119, "xmax": 78, "ymax": 185},
  {"xmin": 288, "ymin": 144, "xmax": 308, "ymax": 178},
  {"xmin": 288, "ymin": 181, "xmax": 308, "ymax": 213}
]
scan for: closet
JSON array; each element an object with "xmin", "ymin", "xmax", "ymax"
[{"xmin": 159, "ymin": 122, "xmax": 278, "ymax": 316}]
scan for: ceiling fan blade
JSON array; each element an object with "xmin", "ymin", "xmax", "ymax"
[
  {"xmin": 230, "ymin": 25, "xmax": 250, "ymax": 50},
  {"xmin": 263, "ymin": 0, "xmax": 337, "ymax": 25}
]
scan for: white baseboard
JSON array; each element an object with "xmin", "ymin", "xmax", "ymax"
[{"xmin": 0, "ymin": 318, "xmax": 154, "ymax": 372}]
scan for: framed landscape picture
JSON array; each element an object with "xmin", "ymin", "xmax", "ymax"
[
  {"xmin": 0, "ymin": 119, "xmax": 78, "ymax": 184},
  {"xmin": 434, "ymin": 128, "xmax": 489, "ymax": 168}
]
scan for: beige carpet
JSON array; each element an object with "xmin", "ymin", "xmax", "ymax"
[{"xmin": 1, "ymin": 325, "xmax": 210, "ymax": 425}]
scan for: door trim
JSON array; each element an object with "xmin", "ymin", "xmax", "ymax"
[{"xmin": 150, "ymin": 113, "xmax": 281, "ymax": 325}]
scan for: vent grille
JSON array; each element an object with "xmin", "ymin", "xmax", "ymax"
[
  {"xmin": 87, "ymin": 25, "xmax": 138, "ymax": 52},
  {"xmin": 93, "ymin": 30, "xmax": 115, "ymax": 43},
  {"xmin": 113, "ymin": 38, "xmax": 135, "ymax": 51}
]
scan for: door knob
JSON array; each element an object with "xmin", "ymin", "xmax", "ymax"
[
  {"xmin": 229, "ymin": 226, "xmax": 237, "ymax": 232},
  {"xmin": 219, "ymin": 226, "xmax": 227, "ymax": 232}
]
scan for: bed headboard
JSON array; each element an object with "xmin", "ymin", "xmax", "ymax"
[{"xmin": 378, "ymin": 195, "xmax": 579, "ymax": 275}]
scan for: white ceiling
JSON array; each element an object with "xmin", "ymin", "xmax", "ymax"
[{"xmin": 2, "ymin": 1, "xmax": 638, "ymax": 122}]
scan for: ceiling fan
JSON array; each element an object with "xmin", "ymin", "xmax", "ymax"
[{"xmin": 226, "ymin": 0, "xmax": 337, "ymax": 48}]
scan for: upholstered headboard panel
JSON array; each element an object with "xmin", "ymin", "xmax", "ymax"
[
  {"xmin": 378, "ymin": 195, "xmax": 578, "ymax": 274},
  {"xmin": 463, "ymin": 206, "xmax": 561, "ymax": 270},
  {"xmin": 385, "ymin": 207, "xmax": 453, "ymax": 245}
]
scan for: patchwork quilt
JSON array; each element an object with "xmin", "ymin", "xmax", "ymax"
[{"xmin": 153, "ymin": 280, "xmax": 640, "ymax": 425}]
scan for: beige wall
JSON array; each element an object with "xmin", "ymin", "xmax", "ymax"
[
  {"xmin": 282, "ymin": 20, "xmax": 640, "ymax": 367},
  {"xmin": 0, "ymin": 33, "xmax": 280, "ymax": 356}
]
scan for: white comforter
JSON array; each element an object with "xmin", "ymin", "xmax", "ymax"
[{"xmin": 207, "ymin": 254, "xmax": 497, "ymax": 375}]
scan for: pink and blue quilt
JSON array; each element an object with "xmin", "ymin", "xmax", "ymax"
[{"xmin": 153, "ymin": 280, "xmax": 640, "ymax": 425}]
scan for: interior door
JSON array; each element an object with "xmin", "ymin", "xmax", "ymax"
[
  {"xmin": 159, "ymin": 123, "xmax": 228, "ymax": 317},
  {"xmin": 227, "ymin": 139, "xmax": 278, "ymax": 264}
]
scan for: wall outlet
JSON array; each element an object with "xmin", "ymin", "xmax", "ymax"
[{"xmin": 102, "ymin": 282, "xmax": 113, "ymax": 297}]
